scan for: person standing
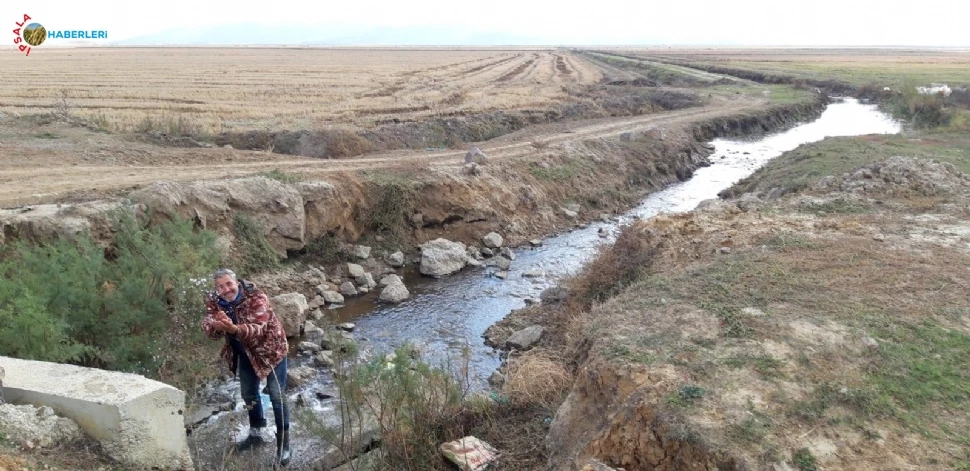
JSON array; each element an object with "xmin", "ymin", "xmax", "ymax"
[{"xmin": 202, "ymin": 268, "xmax": 292, "ymax": 466}]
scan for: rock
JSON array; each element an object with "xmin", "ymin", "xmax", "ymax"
[
  {"xmin": 488, "ymin": 256, "xmax": 512, "ymax": 271},
  {"xmin": 482, "ymin": 232, "xmax": 503, "ymax": 249},
  {"xmin": 499, "ymin": 247, "xmax": 515, "ymax": 260},
  {"xmin": 440, "ymin": 436, "xmax": 498, "ymax": 471},
  {"xmin": 0, "ymin": 404, "xmax": 84, "ymax": 449},
  {"xmin": 466, "ymin": 258, "xmax": 483, "ymax": 267},
  {"xmin": 304, "ymin": 321, "xmax": 325, "ymax": 340},
  {"xmin": 464, "ymin": 146, "xmax": 489, "ymax": 165},
  {"xmin": 863, "ymin": 336, "xmax": 879, "ymax": 349},
  {"xmin": 322, "ymin": 290, "xmax": 345, "ymax": 304},
  {"xmin": 379, "ymin": 274, "xmax": 402, "ymax": 287},
  {"xmin": 386, "ymin": 251, "xmax": 405, "ymax": 267},
  {"xmin": 480, "ymin": 247, "xmax": 494, "ymax": 257},
  {"xmin": 347, "ymin": 263, "xmax": 366, "ymax": 278},
  {"xmin": 522, "ymin": 267, "xmax": 544, "ymax": 278},
  {"xmin": 463, "ymin": 162, "xmax": 482, "ymax": 176},
  {"xmin": 315, "ymin": 351, "xmax": 335, "ymax": 368},
  {"xmin": 562, "ymin": 209, "xmax": 578, "ymax": 219},
  {"xmin": 269, "ymin": 293, "xmax": 308, "ymax": 338},
  {"xmin": 494, "ymin": 271, "xmax": 509, "ymax": 280},
  {"xmin": 488, "ymin": 370, "xmax": 505, "ymax": 387},
  {"xmin": 379, "ymin": 282, "xmax": 410, "ymax": 303},
  {"xmin": 540, "ymin": 287, "xmax": 568, "ymax": 304},
  {"xmin": 355, "ymin": 272, "xmax": 377, "ymax": 289},
  {"xmin": 718, "ymin": 246, "xmax": 732, "ymax": 255},
  {"xmin": 410, "ymin": 213, "xmax": 424, "ymax": 227},
  {"xmin": 222, "ymin": 144, "xmax": 233, "ymax": 149},
  {"xmin": 529, "ymin": 239, "xmax": 542, "ymax": 247},
  {"xmin": 599, "ymin": 213, "xmax": 611, "ymax": 222},
  {"xmin": 299, "ymin": 341, "xmax": 322, "ymax": 353},
  {"xmin": 873, "ymin": 233, "xmax": 886, "ymax": 242},
  {"xmin": 308, "ymin": 295, "xmax": 325, "ymax": 309},
  {"xmin": 619, "ymin": 131, "xmax": 636, "ymax": 142},
  {"xmin": 337, "ymin": 323, "xmax": 356, "ymax": 332},
  {"xmin": 419, "ymin": 238, "xmax": 468, "ymax": 278},
  {"xmin": 565, "ymin": 203, "xmax": 581, "ymax": 213},
  {"xmin": 287, "ymin": 366, "xmax": 316, "ymax": 388},
  {"xmin": 308, "ymin": 308, "xmax": 325, "ymax": 322},
  {"xmin": 581, "ymin": 459, "xmax": 620, "ymax": 471},
  {"xmin": 506, "ymin": 326, "xmax": 544, "ymax": 350},
  {"xmin": 598, "ymin": 227, "xmax": 608, "ymax": 238},
  {"xmin": 766, "ymin": 187, "xmax": 785, "ymax": 200},
  {"xmin": 339, "ymin": 282, "xmax": 358, "ymax": 297},
  {"xmin": 741, "ymin": 307, "xmax": 766, "ymax": 317},
  {"xmin": 353, "ymin": 245, "xmax": 371, "ymax": 259},
  {"xmin": 736, "ymin": 192, "xmax": 763, "ymax": 212}
]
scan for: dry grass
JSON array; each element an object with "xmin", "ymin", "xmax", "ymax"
[
  {"xmin": 0, "ymin": 48, "xmax": 602, "ymax": 134},
  {"xmin": 502, "ymin": 349, "xmax": 572, "ymax": 409}
]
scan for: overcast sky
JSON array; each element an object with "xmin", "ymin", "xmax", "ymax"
[{"xmin": 6, "ymin": 0, "xmax": 970, "ymax": 46}]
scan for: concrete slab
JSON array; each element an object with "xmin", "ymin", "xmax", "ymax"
[{"xmin": 0, "ymin": 356, "xmax": 193, "ymax": 470}]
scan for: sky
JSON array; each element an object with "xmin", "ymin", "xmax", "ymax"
[{"xmin": 5, "ymin": 0, "xmax": 970, "ymax": 46}]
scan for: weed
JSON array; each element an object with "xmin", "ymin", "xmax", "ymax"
[
  {"xmin": 35, "ymin": 132, "xmax": 59, "ymax": 139},
  {"xmin": 724, "ymin": 354, "xmax": 785, "ymax": 378},
  {"xmin": 668, "ymin": 385, "xmax": 706, "ymax": 407},
  {"xmin": 792, "ymin": 447, "xmax": 818, "ymax": 471}
]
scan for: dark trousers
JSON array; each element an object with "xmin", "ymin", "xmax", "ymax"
[{"xmin": 237, "ymin": 353, "xmax": 289, "ymax": 434}]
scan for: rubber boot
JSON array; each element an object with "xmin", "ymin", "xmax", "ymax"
[{"xmin": 276, "ymin": 429, "xmax": 291, "ymax": 466}]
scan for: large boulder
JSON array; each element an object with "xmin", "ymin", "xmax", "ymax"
[
  {"xmin": 464, "ymin": 147, "xmax": 489, "ymax": 165},
  {"xmin": 129, "ymin": 176, "xmax": 306, "ymax": 257},
  {"xmin": 0, "ymin": 356, "xmax": 193, "ymax": 469},
  {"xmin": 386, "ymin": 251, "xmax": 406, "ymax": 268},
  {"xmin": 419, "ymin": 238, "xmax": 468, "ymax": 278},
  {"xmin": 506, "ymin": 326, "xmax": 544, "ymax": 350},
  {"xmin": 482, "ymin": 232, "xmax": 503, "ymax": 249},
  {"xmin": 269, "ymin": 293, "xmax": 308, "ymax": 338},
  {"xmin": 379, "ymin": 281, "xmax": 410, "ymax": 303}
]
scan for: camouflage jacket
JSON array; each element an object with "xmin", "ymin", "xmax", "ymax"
[{"xmin": 202, "ymin": 280, "xmax": 288, "ymax": 381}]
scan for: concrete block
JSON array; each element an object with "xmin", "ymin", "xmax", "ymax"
[{"xmin": 0, "ymin": 356, "xmax": 193, "ymax": 470}]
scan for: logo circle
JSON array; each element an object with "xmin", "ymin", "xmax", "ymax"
[{"xmin": 23, "ymin": 23, "xmax": 46, "ymax": 46}]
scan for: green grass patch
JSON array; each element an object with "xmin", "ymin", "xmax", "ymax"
[
  {"xmin": 867, "ymin": 321, "xmax": 970, "ymax": 431},
  {"xmin": 361, "ymin": 173, "xmax": 417, "ymax": 249},
  {"xmin": 667, "ymin": 384, "xmax": 707, "ymax": 407},
  {"xmin": 792, "ymin": 447, "xmax": 819, "ymax": 471},
  {"xmin": 721, "ymin": 132, "xmax": 970, "ymax": 198},
  {"xmin": 35, "ymin": 132, "xmax": 60, "ymax": 139},
  {"xmin": 529, "ymin": 163, "xmax": 579, "ymax": 182},
  {"xmin": 260, "ymin": 168, "xmax": 304, "ymax": 184},
  {"xmin": 724, "ymin": 354, "xmax": 786, "ymax": 378}
]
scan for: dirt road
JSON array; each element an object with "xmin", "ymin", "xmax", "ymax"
[{"xmin": 0, "ymin": 92, "xmax": 766, "ymax": 209}]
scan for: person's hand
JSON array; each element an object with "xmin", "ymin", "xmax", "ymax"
[
  {"xmin": 212, "ymin": 319, "xmax": 239, "ymax": 335},
  {"xmin": 213, "ymin": 309, "xmax": 231, "ymax": 324}
]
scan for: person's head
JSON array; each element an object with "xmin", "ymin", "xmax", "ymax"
[{"xmin": 212, "ymin": 268, "xmax": 239, "ymax": 301}]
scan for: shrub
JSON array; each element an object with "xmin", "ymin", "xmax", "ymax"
[
  {"xmin": 231, "ymin": 212, "xmax": 281, "ymax": 275},
  {"xmin": 363, "ymin": 176, "xmax": 417, "ymax": 247},
  {"xmin": 567, "ymin": 221, "xmax": 662, "ymax": 305},
  {"xmin": 301, "ymin": 341, "xmax": 472, "ymax": 470},
  {"xmin": 889, "ymin": 83, "xmax": 953, "ymax": 129},
  {"xmin": 0, "ymin": 206, "xmax": 221, "ymax": 380}
]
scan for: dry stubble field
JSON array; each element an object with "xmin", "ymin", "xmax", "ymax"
[{"xmin": 0, "ymin": 47, "xmax": 602, "ymax": 134}]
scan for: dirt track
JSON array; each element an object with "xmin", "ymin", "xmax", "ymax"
[{"xmin": 0, "ymin": 91, "xmax": 770, "ymax": 209}]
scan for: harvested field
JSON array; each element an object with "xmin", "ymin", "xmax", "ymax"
[{"xmin": 0, "ymin": 48, "xmax": 603, "ymax": 134}]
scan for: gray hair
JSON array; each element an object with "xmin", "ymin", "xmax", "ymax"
[{"xmin": 212, "ymin": 268, "xmax": 237, "ymax": 281}]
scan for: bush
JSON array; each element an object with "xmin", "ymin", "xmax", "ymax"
[
  {"xmin": 298, "ymin": 129, "xmax": 374, "ymax": 158},
  {"xmin": 363, "ymin": 176, "xmax": 418, "ymax": 247},
  {"xmin": 231, "ymin": 212, "xmax": 281, "ymax": 275},
  {"xmin": 567, "ymin": 221, "xmax": 662, "ymax": 305},
  {"xmin": 0, "ymin": 206, "xmax": 222, "ymax": 380},
  {"xmin": 301, "ymin": 341, "xmax": 472, "ymax": 470},
  {"xmin": 890, "ymin": 83, "xmax": 953, "ymax": 129}
]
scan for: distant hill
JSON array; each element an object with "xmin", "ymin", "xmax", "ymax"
[{"xmin": 114, "ymin": 23, "xmax": 547, "ymax": 46}]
